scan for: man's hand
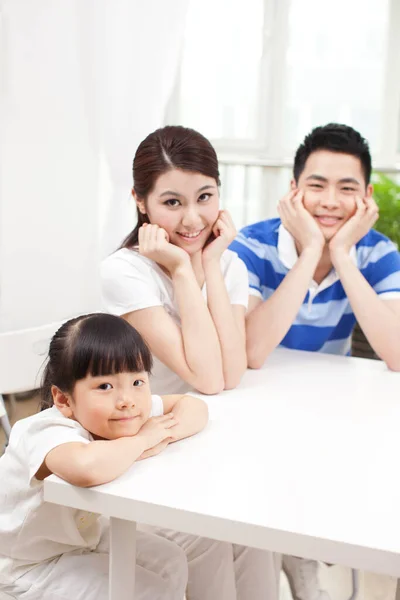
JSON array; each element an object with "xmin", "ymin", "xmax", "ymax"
[
  {"xmin": 202, "ymin": 210, "xmax": 237, "ymax": 265},
  {"xmin": 329, "ymin": 196, "xmax": 379, "ymax": 262},
  {"xmin": 278, "ymin": 189, "xmax": 325, "ymax": 254},
  {"xmin": 139, "ymin": 223, "xmax": 190, "ymax": 273}
]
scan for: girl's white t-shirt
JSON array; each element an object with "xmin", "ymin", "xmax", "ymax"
[
  {"xmin": 101, "ymin": 248, "xmax": 249, "ymax": 395},
  {"xmin": 0, "ymin": 397, "xmax": 164, "ymax": 584}
]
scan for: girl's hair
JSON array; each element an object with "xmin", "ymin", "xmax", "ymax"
[
  {"xmin": 121, "ymin": 125, "xmax": 221, "ymax": 249},
  {"xmin": 40, "ymin": 313, "xmax": 153, "ymax": 411}
]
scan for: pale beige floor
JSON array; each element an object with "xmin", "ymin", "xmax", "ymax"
[{"xmin": 1, "ymin": 396, "xmax": 398, "ymax": 600}]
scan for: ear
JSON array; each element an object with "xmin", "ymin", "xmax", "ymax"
[
  {"xmin": 290, "ymin": 178, "xmax": 297, "ymax": 191},
  {"xmin": 366, "ymin": 183, "xmax": 373, "ymax": 198},
  {"xmin": 132, "ymin": 189, "xmax": 147, "ymax": 215},
  {"xmin": 51, "ymin": 386, "xmax": 74, "ymax": 418}
]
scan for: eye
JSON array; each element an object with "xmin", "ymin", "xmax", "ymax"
[
  {"xmin": 198, "ymin": 193, "xmax": 212, "ymax": 202},
  {"xmin": 163, "ymin": 199, "xmax": 181, "ymax": 207},
  {"xmin": 98, "ymin": 383, "xmax": 112, "ymax": 391},
  {"xmin": 309, "ymin": 183, "xmax": 323, "ymax": 189},
  {"xmin": 342, "ymin": 187, "xmax": 356, "ymax": 192},
  {"xmin": 133, "ymin": 379, "xmax": 145, "ymax": 387}
]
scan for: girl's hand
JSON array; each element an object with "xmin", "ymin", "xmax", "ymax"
[
  {"xmin": 139, "ymin": 224, "xmax": 190, "ymax": 273},
  {"xmin": 202, "ymin": 210, "xmax": 237, "ymax": 265},
  {"xmin": 136, "ymin": 413, "xmax": 178, "ymax": 450},
  {"xmin": 278, "ymin": 189, "xmax": 325, "ymax": 254},
  {"xmin": 138, "ymin": 439, "xmax": 170, "ymax": 460}
]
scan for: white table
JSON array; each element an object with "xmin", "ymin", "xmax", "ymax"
[{"xmin": 44, "ymin": 348, "xmax": 400, "ymax": 600}]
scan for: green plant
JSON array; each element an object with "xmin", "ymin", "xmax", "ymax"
[{"xmin": 372, "ymin": 172, "xmax": 400, "ymax": 248}]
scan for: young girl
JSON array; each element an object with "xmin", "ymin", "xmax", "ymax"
[
  {"xmin": 101, "ymin": 125, "xmax": 281, "ymax": 600},
  {"xmin": 0, "ymin": 312, "xmax": 209, "ymax": 600}
]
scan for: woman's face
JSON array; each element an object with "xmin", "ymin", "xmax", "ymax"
[{"xmin": 136, "ymin": 169, "xmax": 220, "ymax": 255}]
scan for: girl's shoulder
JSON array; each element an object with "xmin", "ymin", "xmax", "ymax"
[{"xmin": 9, "ymin": 407, "xmax": 89, "ymax": 443}]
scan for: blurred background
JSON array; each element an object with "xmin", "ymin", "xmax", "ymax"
[{"xmin": 169, "ymin": 0, "xmax": 400, "ymax": 231}]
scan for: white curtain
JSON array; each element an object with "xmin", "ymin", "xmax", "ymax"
[
  {"xmin": 0, "ymin": 0, "xmax": 187, "ymax": 391},
  {"xmin": 80, "ymin": 0, "xmax": 189, "ymax": 257}
]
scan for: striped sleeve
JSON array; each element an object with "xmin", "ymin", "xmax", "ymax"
[
  {"xmin": 360, "ymin": 237, "xmax": 400, "ymax": 299},
  {"xmin": 230, "ymin": 232, "xmax": 264, "ymax": 298}
]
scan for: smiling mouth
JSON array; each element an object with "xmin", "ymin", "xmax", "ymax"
[
  {"xmin": 176, "ymin": 229, "xmax": 206, "ymax": 241},
  {"xmin": 314, "ymin": 215, "xmax": 343, "ymax": 226}
]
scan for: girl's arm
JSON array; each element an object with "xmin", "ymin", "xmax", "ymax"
[
  {"xmin": 40, "ymin": 414, "xmax": 177, "ymax": 487},
  {"xmin": 125, "ymin": 224, "xmax": 224, "ymax": 395}
]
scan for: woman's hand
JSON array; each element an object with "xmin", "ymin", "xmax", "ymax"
[
  {"xmin": 139, "ymin": 223, "xmax": 190, "ymax": 273},
  {"xmin": 202, "ymin": 210, "xmax": 237, "ymax": 265}
]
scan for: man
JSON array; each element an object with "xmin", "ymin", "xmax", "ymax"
[{"xmin": 230, "ymin": 123, "xmax": 400, "ymax": 600}]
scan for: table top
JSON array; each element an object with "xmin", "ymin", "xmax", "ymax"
[{"xmin": 44, "ymin": 349, "xmax": 400, "ymax": 576}]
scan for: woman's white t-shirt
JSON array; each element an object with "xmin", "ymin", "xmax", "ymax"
[
  {"xmin": 0, "ymin": 397, "xmax": 164, "ymax": 584},
  {"xmin": 101, "ymin": 248, "xmax": 249, "ymax": 395}
]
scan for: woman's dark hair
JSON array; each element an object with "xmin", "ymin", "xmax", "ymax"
[
  {"xmin": 40, "ymin": 313, "xmax": 153, "ymax": 410},
  {"xmin": 121, "ymin": 125, "xmax": 221, "ymax": 249},
  {"xmin": 293, "ymin": 123, "xmax": 372, "ymax": 185}
]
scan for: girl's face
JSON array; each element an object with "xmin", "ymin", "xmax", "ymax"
[
  {"xmin": 136, "ymin": 169, "xmax": 220, "ymax": 255},
  {"xmin": 56, "ymin": 371, "xmax": 153, "ymax": 440}
]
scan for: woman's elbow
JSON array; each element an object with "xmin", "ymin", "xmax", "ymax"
[
  {"xmin": 386, "ymin": 356, "xmax": 400, "ymax": 372},
  {"xmin": 223, "ymin": 363, "xmax": 247, "ymax": 390},
  {"xmin": 195, "ymin": 376, "xmax": 225, "ymax": 395}
]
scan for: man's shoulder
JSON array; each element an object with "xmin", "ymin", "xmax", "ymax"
[
  {"xmin": 356, "ymin": 229, "xmax": 399, "ymax": 267},
  {"xmin": 239, "ymin": 218, "xmax": 281, "ymax": 244}
]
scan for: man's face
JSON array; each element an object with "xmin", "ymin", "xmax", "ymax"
[{"xmin": 293, "ymin": 150, "xmax": 373, "ymax": 241}]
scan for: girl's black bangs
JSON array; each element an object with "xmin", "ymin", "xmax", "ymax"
[{"xmin": 68, "ymin": 315, "xmax": 153, "ymax": 381}]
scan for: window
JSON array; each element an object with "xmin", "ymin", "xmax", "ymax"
[{"xmin": 170, "ymin": 0, "xmax": 400, "ymax": 161}]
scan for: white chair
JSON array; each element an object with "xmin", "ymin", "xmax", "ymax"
[{"xmin": 0, "ymin": 321, "xmax": 67, "ymax": 446}]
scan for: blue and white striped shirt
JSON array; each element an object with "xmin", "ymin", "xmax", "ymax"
[{"xmin": 230, "ymin": 218, "xmax": 400, "ymax": 355}]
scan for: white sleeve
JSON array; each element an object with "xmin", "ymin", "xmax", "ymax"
[
  {"xmin": 150, "ymin": 394, "xmax": 164, "ymax": 417},
  {"xmin": 101, "ymin": 252, "xmax": 163, "ymax": 316},
  {"xmin": 20, "ymin": 413, "xmax": 91, "ymax": 481},
  {"xmin": 221, "ymin": 251, "xmax": 249, "ymax": 308}
]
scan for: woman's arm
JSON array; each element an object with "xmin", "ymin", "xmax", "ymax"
[
  {"xmin": 125, "ymin": 224, "xmax": 224, "ymax": 394},
  {"xmin": 201, "ymin": 211, "xmax": 248, "ymax": 388},
  {"xmin": 203, "ymin": 260, "xmax": 247, "ymax": 388}
]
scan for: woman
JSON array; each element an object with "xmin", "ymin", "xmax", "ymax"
[{"xmin": 101, "ymin": 125, "xmax": 281, "ymax": 600}]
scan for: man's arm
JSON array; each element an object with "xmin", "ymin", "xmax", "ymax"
[
  {"xmin": 245, "ymin": 190, "xmax": 325, "ymax": 368},
  {"xmin": 330, "ymin": 195, "xmax": 400, "ymax": 371},
  {"xmin": 331, "ymin": 253, "xmax": 400, "ymax": 370},
  {"xmin": 246, "ymin": 248, "xmax": 322, "ymax": 367}
]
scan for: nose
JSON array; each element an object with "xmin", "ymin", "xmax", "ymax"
[
  {"xmin": 181, "ymin": 204, "xmax": 203, "ymax": 229},
  {"xmin": 320, "ymin": 186, "xmax": 340, "ymax": 210},
  {"xmin": 116, "ymin": 391, "xmax": 135, "ymax": 410}
]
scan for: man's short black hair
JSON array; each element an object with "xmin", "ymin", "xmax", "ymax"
[{"xmin": 293, "ymin": 123, "xmax": 372, "ymax": 185}]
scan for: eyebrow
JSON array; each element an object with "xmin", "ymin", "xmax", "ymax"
[
  {"xmin": 305, "ymin": 175, "xmax": 360, "ymax": 185},
  {"xmin": 159, "ymin": 185, "xmax": 216, "ymax": 198}
]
